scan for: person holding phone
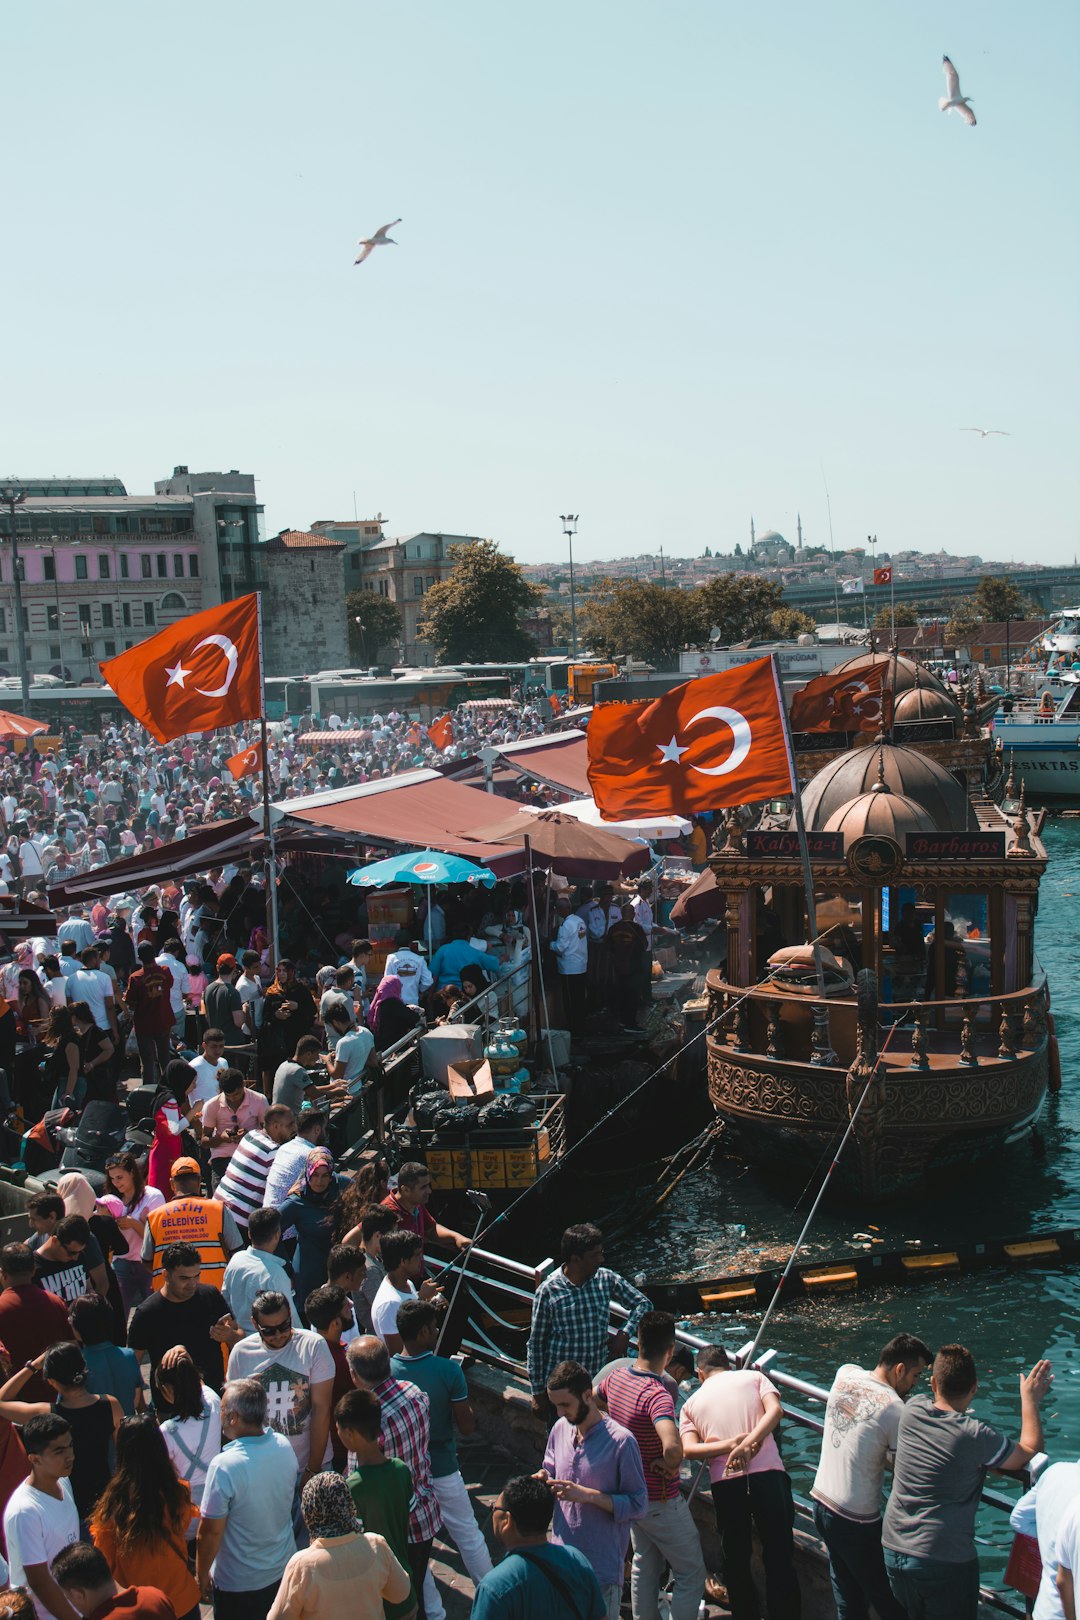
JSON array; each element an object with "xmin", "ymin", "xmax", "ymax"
[{"xmin": 679, "ymin": 1344, "xmax": 799, "ymax": 1620}]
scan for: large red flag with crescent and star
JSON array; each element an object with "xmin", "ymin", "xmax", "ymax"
[
  {"xmin": 227, "ymin": 741, "xmax": 265, "ymax": 781},
  {"xmin": 98, "ymin": 594, "xmax": 262, "ymax": 744},
  {"xmin": 586, "ymin": 656, "xmax": 792, "ymax": 819},
  {"xmin": 789, "ymin": 661, "xmax": 892, "ymax": 735}
]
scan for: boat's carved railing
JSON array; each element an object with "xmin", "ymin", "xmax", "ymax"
[{"xmin": 706, "ymin": 972, "xmax": 1050, "ymax": 1068}]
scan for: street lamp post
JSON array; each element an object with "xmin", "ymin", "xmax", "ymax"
[
  {"xmin": 1, "ymin": 486, "xmax": 30, "ymax": 710},
  {"xmin": 559, "ymin": 514, "xmax": 579, "ymax": 658}
]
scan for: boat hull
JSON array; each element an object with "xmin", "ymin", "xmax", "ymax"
[
  {"xmin": 994, "ymin": 720, "xmax": 1080, "ymax": 804},
  {"xmin": 706, "ymin": 1041, "xmax": 1049, "ymax": 1197}
]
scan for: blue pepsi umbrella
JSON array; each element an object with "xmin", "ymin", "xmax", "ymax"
[
  {"xmin": 346, "ymin": 849, "xmax": 496, "ymax": 955},
  {"xmin": 346, "ymin": 850, "xmax": 496, "ymax": 890}
]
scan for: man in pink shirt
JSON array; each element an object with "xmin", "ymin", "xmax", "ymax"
[
  {"xmin": 200, "ymin": 1069, "xmax": 268, "ymax": 1190},
  {"xmin": 679, "ymin": 1344, "xmax": 800, "ymax": 1620}
]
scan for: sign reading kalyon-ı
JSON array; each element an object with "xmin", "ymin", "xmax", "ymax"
[
  {"xmin": 904, "ymin": 832, "xmax": 1007, "ymax": 861},
  {"xmin": 746, "ymin": 830, "xmax": 845, "ymax": 859}
]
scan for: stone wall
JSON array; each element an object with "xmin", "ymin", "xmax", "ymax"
[{"xmin": 264, "ymin": 548, "xmax": 350, "ymax": 677}]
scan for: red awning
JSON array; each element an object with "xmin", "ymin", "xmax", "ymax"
[
  {"xmin": 294, "ymin": 730, "xmax": 373, "ymax": 746},
  {"xmin": 279, "ymin": 777, "xmax": 527, "ymax": 876},
  {"xmin": 0, "ymin": 897, "xmax": 59, "ymax": 936},
  {"xmin": 495, "ymin": 732, "xmax": 590, "ymax": 796},
  {"xmin": 47, "ymin": 816, "xmax": 264, "ymax": 905}
]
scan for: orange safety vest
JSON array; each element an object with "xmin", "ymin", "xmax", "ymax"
[{"xmin": 146, "ymin": 1197, "xmax": 228, "ymax": 1292}]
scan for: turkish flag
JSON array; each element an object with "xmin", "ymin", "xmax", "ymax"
[
  {"xmin": 873, "ymin": 565, "xmax": 892, "ymax": 586},
  {"xmin": 548, "ymin": 693, "xmax": 562, "ymax": 716},
  {"xmin": 427, "ymin": 714, "xmax": 453, "ymax": 751},
  {"xmin": 789, "ymin": 662, "xmax": 893, "ymax": 735},
  {"xmin": 100, "ymin": 595, "xmax": 262, "ymax": 744},
  {"xmin": 586, "ymin": 656, "xmax": 792, "ymax": 820},
  {"xmin": 227, "ymin": 741, "xmax": 264, "ymax": 781}
]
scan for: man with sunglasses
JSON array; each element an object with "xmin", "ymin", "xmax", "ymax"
[{"xmin": 225, "ymin": 1290, "xmax": 335, "ymax": 1487}]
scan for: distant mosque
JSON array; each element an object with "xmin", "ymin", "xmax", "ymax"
[{"xmin": 748, "ymin": 514, "xmax": 805, "ymax": 564}]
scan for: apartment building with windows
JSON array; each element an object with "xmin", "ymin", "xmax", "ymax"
[{"xmin": 0, "ymin": 469, "xmax": 263, "ymax": 680}]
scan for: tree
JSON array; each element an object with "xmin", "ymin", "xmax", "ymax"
[
  {"xmin": 416, "ymin": 539, "xmax": 543, "ymax": 662},
  {"xmin": 945, "ymin": 599, "xmax": 980, "ymax": 643},
  {"xmin": 697, "ymin": 577, "xmax": 786, "ymax": 644},
  {"xmin": 578, "ymin": 580, "xmax": 704, "ymax": 669},
  {"xmin": 346, "ymin": 591, "xmax": 403, "ymax": 664},
  {"xmin": 971, "ymin": 575, "xmax": 1034, "ymax": 623},
  {"xmin": 873, "ymin": 605, "xmax": 919, "ymax": 629},
  {"xmin": 769, "ymin": 607, "xmax": 818, "ymax": 640}
]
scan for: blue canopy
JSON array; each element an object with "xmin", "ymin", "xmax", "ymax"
[{"xmin": 346, "ymin": 849, "xmax": 497, "ymax": 889}]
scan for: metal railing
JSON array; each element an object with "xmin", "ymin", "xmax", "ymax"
[{"xmin": 431, "ymin": 1248, "xmax": 1041, "ymax": 1618}]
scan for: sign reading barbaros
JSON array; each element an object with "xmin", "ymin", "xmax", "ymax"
[{"xmin": 904, "ymin": 832, "xmax": 1007, "ymax": 861}]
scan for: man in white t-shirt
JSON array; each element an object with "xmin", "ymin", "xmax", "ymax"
[
  {"xmin": 2, "ymin": 1411, "xmax": 80, "ymax": 1620},
  {"xmin": 679, "ymin": 1344, "xmax": 799, "ymax": 1620},
  {"xmin": 370, "ymin": 1228, "xmax": 435, "ymax": 1355},
  {"xmin": 189, "ymin": 1029, "xmax": 229, "ymax": 1112},
  {"xmin": 226, "ymin": 1292, "xmax": 335, "ymax": 1472},
  {"xmin": 810, "ymin": 1333, "xmax": 932, "ymax": 1620},
  {"xmin": 158, "ymin": 941, "xmax": 191, "ymax": 1035},
  {"xmin": 68, "ymin": 947, "xmax": 118, "ymax": 1040}
]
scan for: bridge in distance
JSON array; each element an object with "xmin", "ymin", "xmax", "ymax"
[{"xmin": 780, "ymin": 565, "xmax": 1080, "ymax": 619}]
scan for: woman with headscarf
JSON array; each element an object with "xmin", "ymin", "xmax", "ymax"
[
  {"xmin": 278, "ymin": 1148, "xmax": 351, "ymax": 1316},
  {"xmin": 147, "ymin": 1059, "xmax": 198, "ymax": 1197},
  {"xmin": 107, "ymin": 915, "xmax": 137, "ymax": 987},
  {"xmin": 366, "ymin": 977, "xmax": 421, "ymax": 1054},
  {"xmin": 267, "ymin": 1471, "xmax": 411, "ymax": 1620}
]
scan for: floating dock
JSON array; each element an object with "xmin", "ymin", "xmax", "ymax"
[{"xmin": 646, "ymin": 1227, "xmax": 1080, "ymax": 1315}]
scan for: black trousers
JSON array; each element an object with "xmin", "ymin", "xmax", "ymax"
[
  {"xmin": 711, "ymin": 1470, "xmax": 801, "ymax": 1620},
  {"xmin": 212, "ymin": 1581, "xmax": 281, "ymax": 1620},
  {"xmin": 560, "ymin": 972, "xmax": 587, "ymax": 1035},
  {"xmin": 407, "ymin": 1537, "xmax": 433, "ymax": 1620}
]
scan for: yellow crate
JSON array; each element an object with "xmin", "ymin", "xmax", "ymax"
[
  {"xmin": 536, "ymin": 1128, "xmax": 551, "ymax": 1165},
  {"xmin": 475, "ymin": 1148, "xmax": 508, "ymax": 1190},
  {"xmin": 505, "ymin": 1147, "xmax": 538, "ymax": 1188},
  {"xmin": 425, "ymin": 1150, "xmax": 455, "ymax": 1191}
]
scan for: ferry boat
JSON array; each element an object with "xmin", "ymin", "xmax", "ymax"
[
  {"xmin": 705, "ymin": 659, "xmax": 1055, "ymax": 1197},
  {"xmin": 1040, "ymin": 606, "xmax": 1080, "ymax": 658},
  {"xmin": 992, "ymin": 672, "xmax": 1080, "ymax": 806}
]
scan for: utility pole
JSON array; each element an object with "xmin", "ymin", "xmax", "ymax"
[
  {"xmin": 1, "ymin": 486, "xmax": 30, "ymax": 710},
  {"xmin": 560, "ymin": 514, "xmax": 579, "ymax": 657}
]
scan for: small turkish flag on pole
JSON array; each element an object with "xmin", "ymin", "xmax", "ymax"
[
  {"xmin": 227, "ymin": 741, "xmax": 265, "ymax": 781},
  {"xmin": 789, "ymin": 662, "xmax": 892, "ymax": 735},
  {"xmin": 587, "ymin": 656, "xmax": 793, "ymax": 819},
  {"xmin": 548, "ymin": 692, "xmax": 562, "ymax": 716},
  {"xmin": 873, "ymin": 565, "xmax": 892, "ymax": 586},
  {"xmin": 99, "ymin": 594, "xmax": 262, "ymax": 744},
  {"xmin": 427, "ymin": 714, "xmax": 453, "ymax": 751}
]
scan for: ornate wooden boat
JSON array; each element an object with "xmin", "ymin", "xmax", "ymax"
[{"xmin": 704, "ymin": 722, "xmax": 1054, "ymax": 1197}]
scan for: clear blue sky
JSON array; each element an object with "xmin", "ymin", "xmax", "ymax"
[{"xmin": 2, "ymin": 1, "xmax": 1077, "ymax": 566}]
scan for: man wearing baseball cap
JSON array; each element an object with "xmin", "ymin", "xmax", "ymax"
[
  {"xmin": 204, "ymin": 954, "xmax": 248, "ymax": 1059},
  {"xmin": 141, "ymin": 1156, "xmax": 243, "ymax": 1294}
]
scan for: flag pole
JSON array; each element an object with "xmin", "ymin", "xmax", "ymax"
[
  {"xmin": 768, "ymin": 655, "xmax": 836, "ymax": 1064},
  {"xmin": 256, "ymin": 592, "xmax": 281, "ymax": 968}
]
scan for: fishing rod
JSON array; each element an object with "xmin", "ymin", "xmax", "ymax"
[{"xmin": 742, "ymin": 1008, "xmax": 905, "ymax": 1367}]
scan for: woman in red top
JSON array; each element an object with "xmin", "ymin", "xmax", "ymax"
[{"xmin": 147, "ymin": 1060, "xmax": 198, "ymax": 1197}]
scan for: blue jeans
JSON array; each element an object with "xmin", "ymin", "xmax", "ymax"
[
  {"xmin": 883, "ymin": 1547, "xmax": 980, "ymax": 1620},
  {"xmin": 813, "ymin": 1502, "xmax": 907, "ymax": 1620}
]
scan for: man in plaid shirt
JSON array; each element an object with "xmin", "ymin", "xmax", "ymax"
[
  {"xmin": 346, "ymin": 1337, "xmax": 442, "ymax": 1609},
  {"xmin": 528, "ymin": 1223, "xmax": 651, "ymax": 1420}
]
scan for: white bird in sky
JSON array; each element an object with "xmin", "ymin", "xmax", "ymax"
[
  {"xmin": 961, "ymin": 427, "xmax": 1010, "ymax": 437},
  {"xmin": 940, "ymin": 56, "xmax": 976, "ymax": 125},
  {"xmin": 354, "ymin": 219, "xmax": 401, "ymax": 265}
]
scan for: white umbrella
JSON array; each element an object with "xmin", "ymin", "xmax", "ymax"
[{"xmin": 523, "ymin": 796, "xmax": 691, "ymax": 841}]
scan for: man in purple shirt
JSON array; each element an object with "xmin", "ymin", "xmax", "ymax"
[{"xmin": 542, "ymin": 1359, "xmax": 649, "ymax": 1620}]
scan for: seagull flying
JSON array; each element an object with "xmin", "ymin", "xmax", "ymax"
[
  {"xmin": 354, "ymin": 218, "xmax": 402, "ymax": 265},
  {"xmin": 940, "ymin": 56, "xmax": 976, "ymax": 124},
  {"xmin": 961, "ymin": 427, "xmax": 1010, "ymax": 437}
]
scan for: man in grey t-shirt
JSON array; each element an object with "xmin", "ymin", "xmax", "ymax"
[
  {"xmin": 882, "ymin": 1344, "xmax": 1052, "ymax": 1620},
  {"xmin": 271, "ymin": 1036, "xmax": 344, "ymax": 1111}
]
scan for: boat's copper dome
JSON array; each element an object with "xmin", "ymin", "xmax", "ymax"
[
  {"xmin": 829, "ymin": 651, "xmax": 949, "ymax": 698},
  {"xmin": 798, "ymin": 740, "xmax": 976, "ymax": 832},
  {"xmin": 892, "ymin": 684, "xmax": 963, "ymax": 725},
  {"xmin": 822, "ymin": 775, "xmax": 937, "ymax": 843}
]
